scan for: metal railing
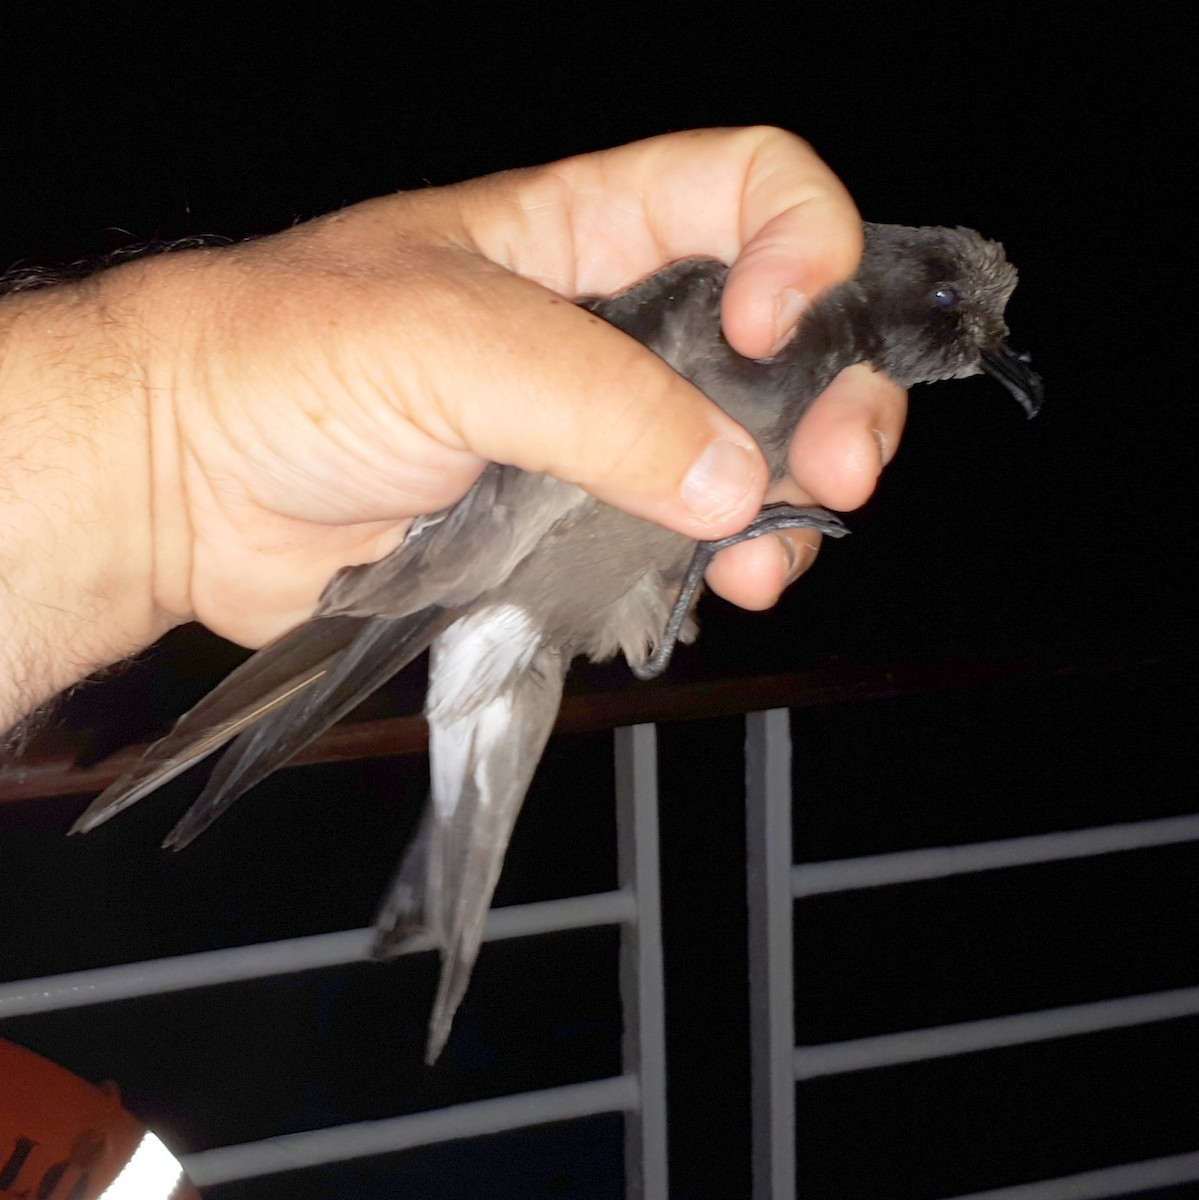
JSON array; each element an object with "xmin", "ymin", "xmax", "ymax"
[
  {"xmin": 745, "ymin": 706, "xmax": 1199, "ymax": 1200},
  {"xmin": 2, "ymin": 658, "xmax": 1195, "ymax": 1197},
  {"xmin": 0, "ymin": 727, "xmax": 669, "ymax": 1196}
]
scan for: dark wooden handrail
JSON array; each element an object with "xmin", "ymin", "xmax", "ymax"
[{"xmin": 0, "ymin": 655, "xmax": 1147, "ymax": 805}]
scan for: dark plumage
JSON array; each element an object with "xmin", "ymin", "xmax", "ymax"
[{"xmin": 72, "ymin": 223, "xmax": 1041, "ymax": 1061}]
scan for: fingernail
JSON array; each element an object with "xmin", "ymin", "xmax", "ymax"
[
  {"xmin": 779, "ymin": 536, "xmax": 801, "ymax": 585},
  {"xmin": 779, "ymin": 536, "xmax": 815, "ymax": 586},
  {"xmin": 871, "ymin": 426, "xmax": 894, "ymax": 469},
  {"xmin": 681, "ymin": 438, "xmax": 758, "ymax": 525},
  {"xmin": 768, "ymin": 287, "xmax": 808, "ymax": 356}
]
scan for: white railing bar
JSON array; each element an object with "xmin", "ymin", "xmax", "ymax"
[
  {"xmin": 179, "ymin": 1074, "xmax": 639, "ymax": 1187},
  {"xmin": 0, "ymin": 890, "xmax": 636, "ymax": 1019},
  {"xmin": 746, "ymin": 709, "xmax": 797, "ymax": 1200},
  {"xmin": 795, "ymin": 985, "xmax": 1199, "ymax": 1079},
  {"xmin": 615, "ymin": 724, "xmax": 670, "ymax": 1200},
  {"xmin": 933, "ymin": 1148, "xmax": 1199, "ymax": 1200},
  {"xmin": 793, "ymin": 813, "xmax": 1199, "ymax": 897}
]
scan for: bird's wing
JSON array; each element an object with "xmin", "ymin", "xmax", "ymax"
[
  {"xmin": 317, "ymin": 465, "xmax": 591, "ymax": 618},
  {"xmin": 161, "ymin": 608, "xmax": 452, "ymax": 848},
  {"xmin": 73, "ymin": 467, "xmax": 590, "ymax": 839},
  {"xmin": 582, "ymin": 257, "xmax": 725, "ymax": 358},
  {"xmin": 70, "ymin": 614, "xmax": 369, "ymax": 833},
  {"xmin": 374, "ymin": 606, "xmax": 568, "ymax": 1062}
]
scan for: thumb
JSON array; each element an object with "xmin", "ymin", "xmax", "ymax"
[{"xmin": 412, "ymin": 259, "xmax": 770, "ymax": 540}]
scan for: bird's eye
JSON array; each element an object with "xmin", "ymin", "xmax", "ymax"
[{"xmin": 932, "ymin": 286, "xmax": 960, "ymax": 311}]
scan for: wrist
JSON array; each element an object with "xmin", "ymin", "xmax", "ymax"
[{"xmin": 0, "ymin": 271, "xmax": 164, "ymax": 729}]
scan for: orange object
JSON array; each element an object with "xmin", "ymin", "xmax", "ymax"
[{"xmin": 0, "ymin": 1038, "xmax": 201, "ymax": 1199}]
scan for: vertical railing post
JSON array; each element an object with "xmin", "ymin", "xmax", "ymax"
[
  {"xmin": 615, "ymin": 723, "xmax": 669, "ymax": 1200},
  {"xmin": 746, "ymin": 708, "xmax": 797, "ymax": 1200}
]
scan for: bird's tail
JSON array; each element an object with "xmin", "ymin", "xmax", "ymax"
[{"xmin": 373, "ymin": 645, "xmax": 567, "ymax": 1063}]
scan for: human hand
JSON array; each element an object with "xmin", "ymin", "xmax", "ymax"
[
  {"xmin": 0, "ymin": 127, "xmax": 906, "ymax": 727},
  {"xmin": 117, "ymin": 126, "xmax": 904, "ymax": 645}
]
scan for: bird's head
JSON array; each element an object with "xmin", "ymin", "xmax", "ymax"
[{"xmin": 857, "ymin": 223, "xmax": 1043, "ymax": 416}]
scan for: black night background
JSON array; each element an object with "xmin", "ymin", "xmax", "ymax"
[{"xmin": 2, "ymin": 7, "xmax": 1195, "ymax": 1199}]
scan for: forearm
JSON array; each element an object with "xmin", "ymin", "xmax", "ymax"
[{"xmin": 0, "ymin": 274, "xmax": 162, "ymax": 733}]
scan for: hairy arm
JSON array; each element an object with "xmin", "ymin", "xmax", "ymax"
[{"xmin": 0, "ymin": 277, "xmax": 162, "ymax": 730}]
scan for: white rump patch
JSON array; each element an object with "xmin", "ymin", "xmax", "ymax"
[
  {"xmin": 426, "ymin": 605, "xmax": 541, "ymax": 723},
  {"xmin": 428, "ymin": 694, "xmax": 515, "ymax": 821}
]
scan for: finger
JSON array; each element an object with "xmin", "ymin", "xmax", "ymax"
[
  {"xmin": 720, "ymin": 193, "xmax": 862, "ymax": 359},
  {"xmin": 714, "ymin": 129, "xmax": 862, "ymax": 358},
  {"xmin": 231, "ymin": 208, "xmax": 772, "ymax": 542},
  {"xmin": 703, "ymin": 476, "xmax": 824, "ymax": 610},
  {"xmin": 704, "ymin": 530, "xmax": 824, "ymax": 611},
  {"xmin": 385, "ymin": 254, "xmax": 772, "ymax": 541},
  {"xmin": 788, "ymin": 364, "xmax": 908, "ymax": 511},
  {"xmin": 456, "ymin": 127, "xmax": 862, "ymax": 357},
  {"xmin": 704, "ymin": 366, "xmax": 907, "ymax": 609}
]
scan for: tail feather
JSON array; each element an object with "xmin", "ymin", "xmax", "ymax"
[
  {"xmin": 408, "ymin": 645, "xmax": 566, "ymax": 1062},
  {"xmin": 372, "ymin": 806, "xmax": 435, "ymax": 954}
]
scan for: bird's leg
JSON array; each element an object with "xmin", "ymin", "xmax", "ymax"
[{"xmin": 630, "ymin": 504, "xmax": 850, "ymax": 681}]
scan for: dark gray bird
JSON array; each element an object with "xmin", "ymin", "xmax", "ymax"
[{"xmin": 72, "ymin": 223, "xmax": 1042, "ymax": 1061}]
